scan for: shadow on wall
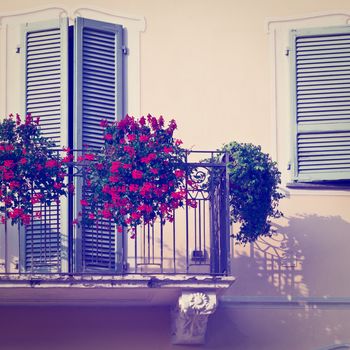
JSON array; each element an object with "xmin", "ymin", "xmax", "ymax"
[{"xmin": 231, "ymin": 214, "xmax": 350, "ymax": 297}]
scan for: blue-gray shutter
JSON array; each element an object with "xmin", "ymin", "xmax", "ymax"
[
  {"xmin": 290, "ymin": 26, "xmax": 350, "ymax": 181},
  {"xmin": 21, "ymin": 18, "xmax": 69, "ymax": 272},
  {"xmin": 74, "ymin": 17, "xmax": 124, "ymax": 272}
]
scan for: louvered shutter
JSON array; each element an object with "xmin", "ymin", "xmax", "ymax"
[
  {"xmin": 290, "ymin": 26, "xmax": 350, "ymax": 181},
  {"xmin": 21, "ymin": 19, "xmax": 69, "ymax": 272},
  {"xmin": 74, "ymin": 17, "xmax": 124, "ymax": 272}
]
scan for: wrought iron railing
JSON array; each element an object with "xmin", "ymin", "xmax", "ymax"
[{"xmin": 0, "ymin": 151, "xmax": 230, "ymax": 276}]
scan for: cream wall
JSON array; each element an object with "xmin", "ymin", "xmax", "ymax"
[{"xmin": 0, "ymin": 0, "xmax": 350, "ymax": 349}]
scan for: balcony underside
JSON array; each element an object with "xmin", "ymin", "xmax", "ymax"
[{"xmin": 0, "ymin": 273, "xmax": 235, "ymax": 306}]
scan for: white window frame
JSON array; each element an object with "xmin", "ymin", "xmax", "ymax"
[{"xmin": 266, "ymin": 11, "xmax": 350, "ymax": 195}]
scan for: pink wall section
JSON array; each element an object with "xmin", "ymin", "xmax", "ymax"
[
  {"xmin": 231, "ymin": 194, "xmax": 350, "ymax": 298},
  {"xmin": 0, "ymin": 305, "xmax": 349, "ymax": 350}
]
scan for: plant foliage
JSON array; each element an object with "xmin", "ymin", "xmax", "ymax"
[
  {"xmin": 221, "ymin": 141, "xmax": 284, "ymax": 244},
  {"xmin": 0, "ymin": 114, "xmax": 68, "ymax": 225},
  {"xmin": 81, "ymin": 115, "xmax": 188, "ymax": 231}
]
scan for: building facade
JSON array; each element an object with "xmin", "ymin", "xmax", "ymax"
[{"xmin": 0, "ymin": 0, "xmax": 350, "ymax": 349}]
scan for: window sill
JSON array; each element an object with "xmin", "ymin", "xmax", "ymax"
[{"xmin": 286, "ymin": 182, "xmax": 350, "ymax": 191}]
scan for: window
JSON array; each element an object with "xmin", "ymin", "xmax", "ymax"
[
  {"xmin": 19, "ymin": 16, "xmax": 125, "ymax": 273},
  {"xmin": 0, "ymin": 6, "xmax": 144, "ymax": 274},
  {"xmin": 290, "ymin": 26, "xmax": 350, "ymax": 183},
  {"xmin": 20, "ymin": 16, "xmax": 125, "ymax": 273}
]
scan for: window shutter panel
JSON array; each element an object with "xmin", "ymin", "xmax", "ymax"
[
  {"xmin": 291, "ymin": 26, "xmax": 350, "ymax": 182},
  {"xmin": 74, "ymin": 17, "xmax": 124, "ymax": 272},
  {"xmin": 21, "ymin": 18, "xmax": 69, "ymax": 272}
]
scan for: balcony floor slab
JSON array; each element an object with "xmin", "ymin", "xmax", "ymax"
[{"xmin": 0, "ymin": 274, "xmax": 235, "ymax": 306}]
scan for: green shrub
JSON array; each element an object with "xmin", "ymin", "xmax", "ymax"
[{"xmin": 221, "ymin": 142, "xmax": 284, "ymax": 244}]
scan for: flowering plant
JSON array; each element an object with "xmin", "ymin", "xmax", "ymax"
[
  {"xmin": 0, "ymin": 114, "xmax": 68, "ymax": 225},
  {"xmin": 81, "ymin": 114, "xmax": 187, "ymax": 230}
]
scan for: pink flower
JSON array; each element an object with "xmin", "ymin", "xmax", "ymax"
[
  {"xmin": 21, "ymin": 214, "xmax": 30, "ymax": 225},
  {"xmin": 88, "ymin": 213, "xmax": 95, "ymax": 219},
  {"xmin": 9, "ymin": 208, "xmax": 24, "ymax": 219},
  {"xmin": 171, "ymin": 190, "xmax": 186, "ymax": 200},
  {"xmin": 127, "ymin": 134, "xmax": 136, "ymax": 142},
  {"xmin": 85, "ymin": 154, "xmax": 95, "ymax": 161},
  {"xmin": 5, "ymin": 145, "xmax": 14, "ymax": 151},
  {"xmin": 109, "ymin": 175, "xmax": 119, "ymax": 183},
  {"xmin": 123, "ymin": 163, "xmax": 132, "ymax": 170},
  {"xmin": 80, "ymin": 199, "xmax": 88, "ymax": 206},
  {"xmin": 9, "ymin": 181, "xmax": 20, "ymax": 190},
  {"xmin": 141, "ymin": 156, "xmax": 151, "ymax": 164},
  {"xmin": 3, "ymin": 170, "xmax": 14, "ymax": 180},
  {"xmin": 100, "ymin": 120, "xmax": 109, "ymax": 128},
  {"xmin": 45, "ymin": 159, "xmax": 58, "ymax": 168},
  {"xmin": 132, "ymin": 170, "xmax": 143, "ymax": 179},
  {"xmin": 102, "ymin": 184, "xmax": 111, "ymax": 193},
  {"xmin": 139, "ymin": 135, "xmax": 149, "ymax": 142},
  {"xmin": 138, "ymin": 204, "xmax": 152, "ymax": 213},
  {"xmin": 131, "ymin": 212, "xmax": 141, "ymax": 220},
  {"xmin": 53, "ymin": 182, "xmax": 63, "ymax": 190},
  {"xmin": 62, "ymin": 155, "xmax": 73, "ymax": 163},
  {"xmin": 104, "ymin": 133, "xmax": 113, "ymax": 141},
  {"xmin": 139, "ymin": 116, "xmax": 146, "ymax": 126},
  {"xmin": 110, "ymin": 161, "xmax": 122, "ymax": 173},
  {"xmin": 30, "ymin": 193, "xmax": 43, "ymax": 204},
  {"xmin": 117, "ymin": 185, "xmax": 127, "ymax": 193},
  {"xmin": 150, "ymin": 168, "xmax": 158, "ymax": 175},
  {"xmin": 3, "ymin": 160, "xmax": 14, "ymax": 168},
  {"xmin": 25, "ymin": 114, "xmax": 32, "ymax": 125},
  {"xmin": 186, "ymin": 199, "xmax": 197, "ymax": 208},
  {"xmin": 124, "ymin": 145, "xmax": 136, "ymax": 157},
  {"xmin": 174, "ymin": 169, "xmax": 184, "ymax": 178},
  {"xmin": 101, "ymin": 209, "xmax": 112, "ymax": 219},
  {"xmin": 163, "ymin": 146, "xmax": 173, "ymax": 154},
  {"xmin": 129, "ymin": 184, "xmax": 139, "ymax": 192}
]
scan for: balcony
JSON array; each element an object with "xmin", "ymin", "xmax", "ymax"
[
  {"xmin": 0, "ymin": 150, "xmax": 235, "ymax": 344},
  {"xmin": 0, "ymin": 150, "xmax": 234, "ymax": 288}
]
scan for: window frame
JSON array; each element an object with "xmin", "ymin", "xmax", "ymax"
[{"xmin": 289, "ymin": 25, "xmax": 350, "ymax": 184}]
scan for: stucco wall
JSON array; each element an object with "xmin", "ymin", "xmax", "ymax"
[
  {"xmin": 0, "ymin": 305, "xmax": 350, "ymax": 350},
  {"xmin": 0, "ymin": 0, "xmax": 350, "ymax": 349}
]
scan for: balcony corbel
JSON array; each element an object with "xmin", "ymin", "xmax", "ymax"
[{"xmin": 172, "ymin": 291, "xmax": 217, "ymax": 345}]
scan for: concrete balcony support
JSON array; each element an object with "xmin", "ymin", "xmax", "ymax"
[{"xmin": 171, "ymin": 291, "xmax": 217, "ymax": 345}]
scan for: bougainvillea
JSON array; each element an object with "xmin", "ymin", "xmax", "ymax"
[
  {"xmin": 81, "ymin": 114, "xmax": 188, "ymax": 230},
  {"xmin": 0, "ymin": 114, "xmax": 68, "ymax": 225}
]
